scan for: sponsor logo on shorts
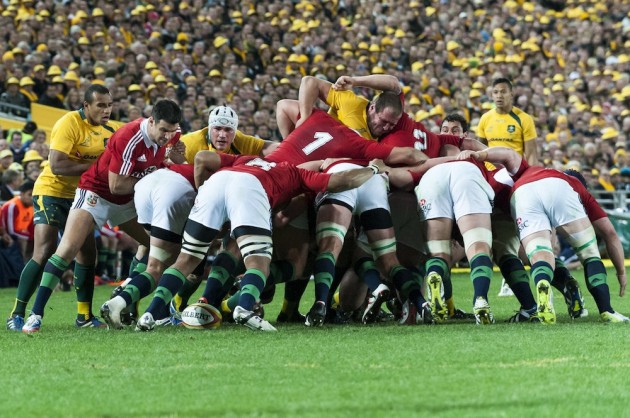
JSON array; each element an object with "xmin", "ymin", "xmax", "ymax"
[
  {"xmin": 418, "ymin": 198, "xmax": 431, "ymax": 215},
  {"xmin": 87, "ymin": 193, "xmax": 98, "ymax": 207},
  {"xmin": 516, "ymin": 217, "xmax": 529, "ymax": 233}
]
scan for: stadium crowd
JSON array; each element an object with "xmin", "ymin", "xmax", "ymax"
[{"xmin": 0, "ymin": 0, "xmax": 629, "ymax": 329}]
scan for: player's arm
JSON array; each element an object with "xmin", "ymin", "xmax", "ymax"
[
  {"xmin": 260, "ymin": 140, "xmax": 280, "ymax": 156},
  {"xmin": 592, "ymin": 217, "xmax": 627, "ymax": 296},
  {"xmin": 524, "ymin": 139, "xmax": 539, "ymax": 166},
  {"xmin": 276, "ymin": 99, "xmax": 300, "ymax": 138},
  {"xmin": 108, "ymin": 171, "xmax": 139, "ymax": 195},
  {"xmin": 333, "ymin": 75, "xmax": 401, "ymax": 95},
  {"xmin": 385, "ymin": 146, "xmax": 428, "ymax": 166},
  {"xmin": 388, "ymin": 155, "xmax": 456, "ymax": 191},
  {"xmin": 298, "ymin": 76, "xmax": 333, "ymax": 122},
  {"xmin": 49, "ymin": 149, "xmax": 93, "ymax": 176},
  {"xmin": 194, "ymin": 150, "xmax": 223, "ymax": 189},
  {"xmin": 326, "ymin": 159, "xmax": 389, "ymax": 192},
  {"xmin": 460, "ymin": 147, "xmax": 523, "ymax": 174},
  {"xmin": 460, "ymin": 137, "xmax": 488, "ymax": 151}
]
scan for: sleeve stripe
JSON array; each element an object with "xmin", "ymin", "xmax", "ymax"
[
  {"xmin": 120, "ymin": 131, "xmax": 144, "ymax": 176},
  {"xmin": 6, "ymin": 203, "xmax": 16, "ymax": 235}
]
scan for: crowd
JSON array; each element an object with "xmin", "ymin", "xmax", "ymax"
[{"xmin": 0, "ymin": 1, "xmax": 629, "ymax": 327}]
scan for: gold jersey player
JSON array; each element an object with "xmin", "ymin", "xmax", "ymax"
[
  {"xmin": 6, "ymin": 85, "xmax": 122, "ymax": 331},
  {"xmin": 477, "ymin": 77, "xmax": 539, "ymax": 298}
]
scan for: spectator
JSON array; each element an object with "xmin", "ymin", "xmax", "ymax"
[
  {"xmin": 0, "ymin": 149, "xmax": 14, "ymax": 175},
  {"xmin": 0, "ymin": 77, "xmax": 30, "ymax": 117},
  {"xmin": 8, "ymin": 131, "xmax": 25, "ymax": 163}
]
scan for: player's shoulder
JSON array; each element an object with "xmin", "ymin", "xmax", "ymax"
[
  {"xmin": 510, "ymin": 106, "xmax": 533, "ymax": 120},
  {"xmin": 182, "ymin": 127, "xmax": 207, "ymax": 142}
]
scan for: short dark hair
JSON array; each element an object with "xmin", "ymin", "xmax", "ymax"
[
  {"xmin": 84, "ymin": 84, "xmax": 111, "ymax": 103},
  {"xmin": 19, "ymin": 180, "xmax": 34, "ymax": 193},
  {"xmin": 2, "ymin": 169, "xmax": 21, "ymax": 185},
  {"xmin": 442, "ymin": 113, "xmax": 469, "ymax": 133},
  {"xmin": 492, "ymin": 77, "xmax": 513, "ymax": 90},
  {"xmin": 564, "ymin": 169, "xmax": 588, "ymax": 188},
  {"xmin": 373, "ymin": 91, "xmax": 403, "ymax": 116},
  {"xmin": 152, "ymin": 99, "xmax": 182, "ymax": 125}
]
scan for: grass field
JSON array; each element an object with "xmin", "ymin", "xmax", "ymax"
[{"xmin": 2, "ymin": 268, "xmax": 630, "ymax": 418}]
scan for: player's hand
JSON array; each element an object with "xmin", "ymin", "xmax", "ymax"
[
  {"xmin": 273, "ymin": 211, "xmax": 290, "ymax": 228},
  {"xmin": 173, "ymin": 141, "xmax": 186, "ymax": 155},
  {"xmin": 617, "ymin": 272, "xmax": 627, "ymax": 297},
  {"xmin": 456, "ymin": 150, "xmax": 474, "ymax": 160},
  {"xmin": 333, "ymin": 76, "xmax": 354, "ymax": 91},
  {"xmin": 320, "ymin": 157, "xmax": 350, "ymax": 172},
  {"xmin": 368, "ymin": 159, "xmax": 390, "ymax": 174}
]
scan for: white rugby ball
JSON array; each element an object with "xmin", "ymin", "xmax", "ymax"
[{"xmin": 181, "ymin": 303, "xmax": 222, "ymax": 329}]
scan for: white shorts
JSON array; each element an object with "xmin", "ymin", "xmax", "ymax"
[
  {"xmin": 511, "ymin": 178, "xmax": 587, "ymax": 240},
  {"xmin": 188, "ymin": 170, "xmax": 272, "ymax": 235},
  {"xmin": 318, "ymin": 163, "xmax": 389, "ymax": 214},
  {"xmin": 72, "ymin": 188, "xmax": 137, "ymax": 229},
  {"xmin": 135, "ymin": 169, "xmax": 196, "ymax": 235},
  {"xmin": 389, "ymin": 191, "xmax": 426, "ymax": 252},
  {"xmin": 415, "ymin": 162, "xmax": 494, "ymax": 221}
]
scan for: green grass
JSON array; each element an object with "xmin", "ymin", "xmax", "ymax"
[{"xmin": 2, "ymin": 269, "xmax": 630, "ymax": 418}]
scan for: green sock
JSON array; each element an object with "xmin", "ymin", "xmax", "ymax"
[
  {"xmin": 11, "ymin": 259, "xmax": 44, "ymax": 317},
  {"xmin": 74, "ymin": 262, "xmax": 95, "ymax": 321},
  {"xmin": 31, "ymin": 255, "xmax": 69, "ymax": 316}
]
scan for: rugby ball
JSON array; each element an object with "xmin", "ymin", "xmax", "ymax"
[{"xmin": 181, "ymin": 303, "xmax": 222, "ymax": 329}]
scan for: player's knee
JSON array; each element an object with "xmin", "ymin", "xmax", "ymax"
[
  {"xmin": 564, "ymin": 226, "xmax": 600, "ymax": 262},
  {"xmin": 524, "ymin": 236, "xmax": 554, "ymax": 261},
  {"xmin": 238, "ymin": 235, "xmax": 273, "ymax": 260},
  {"xmin": 462, "ymin": 227, "xmax": 492, "ymax": 253}
]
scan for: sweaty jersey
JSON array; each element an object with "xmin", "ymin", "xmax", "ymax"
[
  {"xmin": 512, "ymin": 167, "xmax": 607, "ymax": 222},
  {"xmin": 265, "ymin": 109, "xmax": 394, "ymax": 165},
  {"xmin": 218, "ymin": 154, "xmax": 331, "ymax": 208},
  {"xmin": 181, "ymin": 127, "xmax": 265, "ymax": 163},
  {"xmin": 380, "ymin": 114, "xmax": 462, "ymax": 159},
  {"xmin": 477, "ymin": 107, "xmax": 537, "ymax": 155},
  {"xmin": 79, "ymin": 118, "xmax": 181, "ymax": 204},
  {"xmin": 33, "ymin": 109, "xmax": 121, "ymax": 199}
]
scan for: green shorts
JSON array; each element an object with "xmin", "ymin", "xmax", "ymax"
[{"xmin": 33, "ymin": 195, "xmax": 73, "ymax": 228}]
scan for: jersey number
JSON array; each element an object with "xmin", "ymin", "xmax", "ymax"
[
  {"xmin": 302, "ymin": 132, "xmax": 333, "ymax": 155},
  {"xmin": 246, "ymin": 158, "xmax": 276, "ymax": 171},
  {"xmin": 413, "ymin": 129, "xmax": 427, "ymax": 151}
]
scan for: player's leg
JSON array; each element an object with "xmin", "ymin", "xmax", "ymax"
[
  {"xmin": 307, "ymin": 202, "xmax": 352, "ymax": 326},
  {"xmin": 557, "ymin": 218, "xmax": 627, "ymax": 322},
  {"xmin": 457, "ymin": 213, "xmax": 495, "ymax": 325},
  {"xmin": 22, "ymin": 205, "xmax": 97, "ymax": 332},
  {"xmin": 7, "ymin": 195, "xmax": 68, "ymax": 330}
]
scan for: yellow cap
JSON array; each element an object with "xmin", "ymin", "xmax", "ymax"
[
  {"xmin": 144, "ymin": 61, "xmax": 158, "ymax": 70},
  {"xmin": 213, "ymin": 36, "xmax": 228, "ymax": 48},
  {"xmin": 6, "ymin": 77, "xmax": 19, "ymax": 85},
  {"xmin": 372, "ymin": 66, "xmax": 385, "ymax": 74},
  {"xmin": 601, "ymin": 127, "xmax": 619, "ymax": 140},
  {"xmin": 19, "ymin": 76, "xmax": 35, "ymax": 87},
  {"xmin": 469, "ymin": 89, "xmax": 481, "ymax": 98},
  {"xmin": 209, "ymin": 69, "xmax": 222, "ymax": 77},
  {"xmin": 446, "ymin": 40, "xmax": 460, "ymax": 51},
  {"xmin": 92, "ymin": 8, "xmax": 104, "ymax": 17},
  {"xmin": 94, "ymin": 67, "xmax": 106, "ymax": 75},
  {"xmin": 52, "ymin": 75, "xmax": 64, "ymax": 84},
  {"xmin": 78, "ymin": 37, "xmax": 90, "ymax": 45},
  {"xmin": 128, "ymin": 84, "xmax": 143, "ymax": 92},
  {"xmin": 64, "ymin": 71, "xmax": 79, "ymax": 82},
  {"xmin": 47, "ymin": 65, "xmax": 62, "ymax": 76},
  {"xmin": 409, "ymin": 95, "xmax": 421, "ymax": 105},
  {"xmin": 22, "ymin": 150, "xmax": 43, "ymax": 164},
  {"xmin": 154, "ymin": 75, "xmax": 167, "ymax": 83}
]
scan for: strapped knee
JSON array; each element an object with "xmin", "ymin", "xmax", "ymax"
[
  {"xmin": 238, "ymin": 235, "xmax": 273, "ymax": 260},
  {"xmin": 370, "ymin": 237, "xmax": 397, "ymax": 258},
  {"xmin": 316, "ymin": 222, "xmax": 347, "ymax": 243},
  {"xmin": 148, "ymin": 246, "xmax": 172, "ymax": 263},
  {"xmin": 564, "ymin": 226, "xmax": 600, "ymax": 262},
  {"xmin": 427, "ymin": 240, "xmax": 451, "ymax": 256},
  {"xmin": 524, "ymin": 237, "xmax": 554, "ymax": 260},
  {"xmin": 462, "ymin": 227, "xmax": 492, "ymax": 252}
]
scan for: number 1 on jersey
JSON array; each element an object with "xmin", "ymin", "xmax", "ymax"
[{"xmin": 302, "ymin": 132, "xmax": 333, "ymax": 155}]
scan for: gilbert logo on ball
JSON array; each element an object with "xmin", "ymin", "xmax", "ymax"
[{"xmin": 181, "ymin": 303, "xmax": 222, "ymax": 329}]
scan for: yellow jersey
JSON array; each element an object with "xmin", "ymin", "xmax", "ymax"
[
  {"xmin": 477, "ymin": 106, "xmax": 537, "ymax": 155},
  {"xmin": 33, "ymin": 110, "xmax": 122, "ymax": 199},
  {"xmin": 325, "ymin": 89, "xmax": 374, "ymax": 141},
  {"xmin": 181, "ymin": 127, "xmax": 265, "ymax": 164}
]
